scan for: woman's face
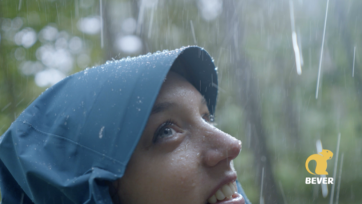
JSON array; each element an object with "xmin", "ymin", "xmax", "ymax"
[{"xmin": 114, "ymin": 72, "xmax": 244, "ymax": 204}]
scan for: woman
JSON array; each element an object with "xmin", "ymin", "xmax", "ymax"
[{"xmin": 0, "ymin": 46, "xmax": 250, "ymax": 204}]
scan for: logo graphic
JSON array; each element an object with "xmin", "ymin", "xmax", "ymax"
[{"xmin": 305, "ymin": 149, "xmax": 333, "ymax": 175}]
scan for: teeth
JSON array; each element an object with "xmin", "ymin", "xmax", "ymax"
[
  {"xmin": 208, "ymin": 195, "xmax": 217, "ymax": 204},
  {"xmin": 221, "ymin": 184, "xmax": 233, "ymax": 199},
  {"xmin": 232, "ymin": 182, "xmax": 237, "ymax": 193},
  {"xmin": 207, "ymin": 182, "xmax": 237, "ymax": 203},
  {"xmin": 215, "ymin": 189, "xmax": 225, "ymax": 200}
]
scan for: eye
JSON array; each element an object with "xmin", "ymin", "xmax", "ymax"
[
  {"xmin": 153, "ymin": 120, "xmax": 177, "ymax": 142},
  {"xmin": 158, "ymin": 127, "xmax": 176, "ymax": 139},
  {"xmin": 202, "ymin": 113, "xmax": 215, "ymax": 124}
]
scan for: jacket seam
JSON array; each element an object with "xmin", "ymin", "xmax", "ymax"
[{"xmin": 21, "ymin": 121, "xmax": 125, "ymax": 165}]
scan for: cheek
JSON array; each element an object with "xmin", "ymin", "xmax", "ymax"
[
  {"xmin": 168, "ymin": 142, "xmax": 202, "ymax": 188},
  {"xmin": 120, "ymin": 140, "xmax": 206, "ymax": 203},
  {"xmin": 150, "ymin": 141, "xmax": 204, "ymax": 197}
]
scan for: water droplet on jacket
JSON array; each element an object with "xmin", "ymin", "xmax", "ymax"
[{"xmin": 99, "ymin": 126, "xmax": 105, "ymax": 139}]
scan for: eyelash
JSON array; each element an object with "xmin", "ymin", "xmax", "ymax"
[
  {"xmin": 153, "ymin": 119, "xmax": 177, "ymax": 143},
  {"xmin": 153, "ymin": 114, "xmax": 216, "ymax": 143}
]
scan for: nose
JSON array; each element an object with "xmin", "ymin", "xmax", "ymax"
[{"xmin": 201, "ymin": 125, "xmax": 242, "ymax": 167}]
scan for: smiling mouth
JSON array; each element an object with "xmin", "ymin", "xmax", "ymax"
[{"xmin": 206, "ymin": 182, "xmax": 238, "ymax": 204}]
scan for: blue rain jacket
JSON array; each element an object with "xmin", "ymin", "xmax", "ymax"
[{"xmin": 0, "ymin": 46, "xmax": 250, "ymax": 204}]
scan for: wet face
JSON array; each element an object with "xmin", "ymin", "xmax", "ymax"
[{"xmin": 113, "ymin": 72, "xmax": 244, "ymax": 204}]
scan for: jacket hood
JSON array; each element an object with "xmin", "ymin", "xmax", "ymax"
[
  {"xmin": 0, "ymin": 46, "xmax": 250, "ymax": 204},
  {"xmin": 0, "ymin": 46, "xmax": 218, "ymax": 203}
]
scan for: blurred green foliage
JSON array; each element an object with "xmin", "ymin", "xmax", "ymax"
[{"xmin": 1, "ymin": 0, "xmax": 362, "ymax": 203}]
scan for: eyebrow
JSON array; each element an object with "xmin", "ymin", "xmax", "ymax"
[
  {"xmin": 151, "ymin": 102, "xmax": 176, "ymax": 115},
  {"xmin": 151, "ymin": 97, "xmax": 207, "ymax": 115}
]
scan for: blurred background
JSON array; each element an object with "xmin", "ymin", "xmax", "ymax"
[{"xmin": 0, "ymin": 0, "xmax": 361, "ymax": 203}]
